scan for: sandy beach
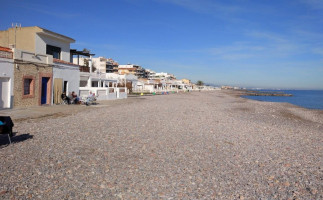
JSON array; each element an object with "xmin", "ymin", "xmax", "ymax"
[{"xmin": 0, "ymin": 91, "xmax": 322, "ymax": 199}]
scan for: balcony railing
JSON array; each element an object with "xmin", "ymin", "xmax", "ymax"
[
  {"xmin": 0, "ymin": 49, "xmax": 13, "ymax": 59},
  {"xmin": 79, "ymin": 66, "xmax": 90, "ymax": 72}
]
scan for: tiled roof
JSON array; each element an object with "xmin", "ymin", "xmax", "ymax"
[
  {"xmin": 53, "ymin": 58, "xmax": 79, "ymax": 66},
  {"xmin": 0, "ymin": 46, "xmax": 12, "ymax": 52}
]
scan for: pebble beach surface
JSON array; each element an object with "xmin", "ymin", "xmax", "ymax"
[{"xmin": 1, "ymin": 91, "xmax": 322, "ymax": 199}]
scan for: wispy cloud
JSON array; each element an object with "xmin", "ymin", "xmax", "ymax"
[
  {"xmin": 29, "ymin": 8, "xmax": 79, "ymax": 19},
  {"xmin": 210, "ymin": 43, "xmax": 265, "ymax": 54},
  {"xmin": 198, "ymin": 32, "xmax": 307, "ymax": 61},
  {"xmin": 312, "ymin": 48, "xmax": 323, "ymax": 56},
  {"xmin": 245, "ymin": 31, "xmax": 287, "ymax": 43},
  {"xmin": 12, "ymin": 2, "xmax": 79, "ymax": 19},
  {"xmin": 219, "ymin": 53, "xmax": 254, "ymax": 60},
  {"xmin": 204, "ymin": 43, "xmax": 264, "ymax": 60},
  {"xmin": 293, "ymin": 29, "xmax": 323, "ymax": 42},
  {"xmin": 155, "ymin": 0, "xmax": 244, "ymax": 16},
  {"xmin": 243, "ymin": 30, "xmax": 311, "ymax": 56},
  {"xmin": 247, "ymin": 30, "xmax": 323, "ymax": 58},
  {"xmin": 299, "ymin": 0, "xmax": 323, "ymax": 9}
]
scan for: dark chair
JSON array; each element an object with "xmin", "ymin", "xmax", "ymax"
[{"xmin": 0, "ymin": 116, "xmax": 14, "ymax": 144}]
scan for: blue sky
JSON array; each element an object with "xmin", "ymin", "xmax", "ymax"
[{"xmin": 1, "ymin": 0, "xmax": 323, "ymax": 89}]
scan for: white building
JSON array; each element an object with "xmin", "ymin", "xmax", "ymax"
[
  {"xmin": 52, "ymin": 59, "xmax": 80, "ymax": 104},
  {"xmin": 35, "ymin": 29, "xmax": 73, "ymax": 62},
  {"xmin": 79, "ymin": 72, "xmax": 132, "ymax": 100},
  {"xmin": 0, "ymin": 47, "xmax": 14, "ymax": 109},
  {"xmin": 150, "ymin": 72, "xmax": 176, "ymax": 81},
  {"xmin": 92, "ymin": 57, "xmax": 107, "ymax": 73},
  {"xmin": 0, "ymin": 26, "xmax": 80, "ymax": 106},
  {"xmin": 42, "ymin": 31, "xmax": 80, "ymax": 104},
  {"xmin": 146, "ymin": 69, "xmax": 156, "ymax": 80}
]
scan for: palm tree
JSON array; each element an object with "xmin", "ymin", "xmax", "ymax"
[{"xmin": 196, "ymin": 80, "xmax": 204, "ymax": 86}]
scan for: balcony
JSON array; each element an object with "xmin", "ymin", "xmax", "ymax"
[
  {"xmin": 79, "ymin": 66, "xmax": 90, "ymax": 72},
  {"xmin": 0, "ymin": 47, "xmax": 13, "ymax": 59}
]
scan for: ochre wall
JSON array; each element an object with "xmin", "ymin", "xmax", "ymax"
[
  {"xmin": 0, "ymin": 27, "xmax": 37, "ymax": 52},
  {"xmin": 0, "ymin": 31, "xmax": 9, "ymax": 47}
]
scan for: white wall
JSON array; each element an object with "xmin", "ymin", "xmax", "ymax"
[
  {"xmin": 73, "ymin": 57, "xmax": 86, "ymax": 66},
  {"xmin": 92, "ymin": 57, "xmax": 106, "ymax": 73},
  {"xmin": 118, "ymin": 64, "xmax": 134, "ymax": 69},
  {"xmin": 13, "ymin": 48, "xmax": 53, "ymax": 64},
  {"xmin": 79, "ymin": 87, "xmax": 118, "ymax": 100},
  {"xmin": 0, "ymin": 57, "xmax": 14, "ymax": 109},
  {"xmin": 53, "ymin": 64, "xmax": 80, "ymax": 97},
  {"xmin": 35, "ymin": 34, "xmax": 71, "ymax": 62},
  {"xmin": 116, "ymin": 88, "xmax": 127, "ymax": 99}
]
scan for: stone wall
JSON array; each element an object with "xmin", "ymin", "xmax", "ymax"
[{"xmin": 14, "ymin": 63, "xmax": 52, "ymax": 108}]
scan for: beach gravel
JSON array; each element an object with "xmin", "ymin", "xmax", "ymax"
[{"xmin": 0, "ymin": 91, "xmax": 322, "ymax": 199}]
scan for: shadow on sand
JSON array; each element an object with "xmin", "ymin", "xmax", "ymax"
[{"xmin": 0, "ymin": 133, "xmax": 33, "ymax": 148}]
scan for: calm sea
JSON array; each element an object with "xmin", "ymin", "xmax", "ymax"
[{"xmin": 242, "ymin": 90, "xmax": 323, "ymax": 110}]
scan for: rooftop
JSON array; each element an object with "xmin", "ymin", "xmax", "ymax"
[{"xmin": 0, "ymin": 46, "xmax": 12, "ymax": 52}]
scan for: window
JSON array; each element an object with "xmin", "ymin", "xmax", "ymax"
[
  {"xmin": 46, "ymin": 45, "xmax": 61, "ymax": 59},
  {"xmin": 23, "ymin": 76, "xmax": 34, "ymax": 97},
  {"xmin": 80, "ymin": 81, "xmax": 87, "ymax": 87},
  {"xmin": 24, "ymin": 79, "xmax": 32, "ymax": 95},
  {"xmin": 91, "ymin": 81, "xmax": 98, "ymax": 87}
]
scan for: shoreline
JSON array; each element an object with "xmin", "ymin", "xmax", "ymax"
[
  {"xmin": 220, "ymin": 90, "xmax": 323, "ymax": 125},
  {"xmin": 223, "ymin": 89, "xmax": 323, "ymax": 111}
]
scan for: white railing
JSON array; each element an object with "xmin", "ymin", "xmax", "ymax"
[
  {"xmin": 79, "ymin": 87, "xmax": 127, "ymax": 100},
  {"xmin": 116, "ymin": 88, "xmax": 127, "ymax": 99},
  {"xmin": 0, "ymin": 49, "xmax": 13, "ymax": 59}
]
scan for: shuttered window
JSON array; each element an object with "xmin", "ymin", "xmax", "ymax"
[{"xmin": 24, "ymin": 78, "xmax": 32, "ymax": 95}]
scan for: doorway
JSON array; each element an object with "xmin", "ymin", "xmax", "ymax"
[
  {"xmin": 0, "ymin": 77, "xmax": 10, "ymax": 108},
  {"xmin": 63, "ymin": 81, "xmax": 68, "ymax": 93},
  {"xmin": 53, "ymin": 78, "xmax": 63, "ymax": 104},
  {"xmin": 41, "ymin": 77, "xmax": 49, "ymax": 104}
]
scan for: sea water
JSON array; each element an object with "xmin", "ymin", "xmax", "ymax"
[{"xmin": 242, "ymin": 90, "xmax": 323, "ymax": 110}]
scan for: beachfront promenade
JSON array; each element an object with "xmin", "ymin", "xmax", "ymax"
[{"xmin": 0, "ymin": 91, "xmax": 322, "ymax": 199}]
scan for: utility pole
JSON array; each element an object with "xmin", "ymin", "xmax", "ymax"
[{"xmin": 12, "ymin": 23, "xmax": 21, "ymax": 48}]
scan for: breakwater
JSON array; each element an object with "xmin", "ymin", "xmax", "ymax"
[{"xmin": 240, "ymin": 90, "xmax": 293, "ymax": 97}]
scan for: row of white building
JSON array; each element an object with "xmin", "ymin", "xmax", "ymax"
[{"xmin": 0, "ymin": 26, "xmax": 212, "ymax": 109}]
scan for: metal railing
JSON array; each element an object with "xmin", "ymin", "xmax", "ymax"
[
  {"xmin": 0, "ymin": 50, "xmax": 13, "ymax": 59},
  {"xmin": 79, "ymin": 66, "xmax": 90, "ymax": 72}
]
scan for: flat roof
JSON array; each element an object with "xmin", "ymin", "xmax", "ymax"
[{"xmin": 70, "ymin": 49, "xmax": 95, "ymax": 57}]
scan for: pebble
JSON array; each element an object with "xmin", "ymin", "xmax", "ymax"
[{"xmin": 0, "ymin": 91, "xmax": 322, "ymax": 199}]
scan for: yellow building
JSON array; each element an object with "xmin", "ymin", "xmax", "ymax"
[
  {"xmin": 181, "ymin": 78, "xmax": 191, "ymax": 84},
  {"xmin": 118, "ymin": 65, "xmax": 137, "ymax": 75},
  {"xmin": 0, "ymin": 26, "xmax": 75, "ymax": 62}
]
